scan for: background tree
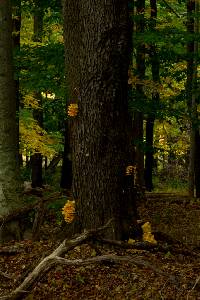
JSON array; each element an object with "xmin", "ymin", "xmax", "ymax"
[
  {"xmin": 30, "ymin": 0, "xmax": 44, "ymax": 188},
  {"xmin": 193, "ymin": 0, "xmax": 200, "ymax": 197},
  {"xmin": 12, "ymin": 0, "xmax": 22, "ymax": 166},
  {"xmin": 18, "ymin": 0, "xmax": 65, "ymax": 184},
  {"xmin": 187, "ymin": 0, "xmax": 196, "ymax": 196},
  {"xmin": 144, "ymin": 0, "xmax": 160, "ymax": 192},
  {"xmin": 132, "ymin": 0, "xmax": 146, "ymax": 189},
  {"xmin": 0, "ymin": 0, "xmax": 23, "ymax": 243}
]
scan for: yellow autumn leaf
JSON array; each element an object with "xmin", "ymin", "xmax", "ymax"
[
  {"xmin": 23, "ymin": 93, "xmax": 41, "ymax": 109},
  {"xmin": 19, "ymin": 118, "xmax": 56, "ymax": 157}
]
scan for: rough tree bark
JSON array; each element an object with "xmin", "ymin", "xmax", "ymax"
[
  {"xmin": 60, "ymin": 120, "xmax": 72, "ymax": 190},
  {"xmin": 63, "ymin": 0, "xmax": 137, "ymax": 240},
  {"xmin": 0, "ymin": 0, "xmax": 23, "ymax": 243}
]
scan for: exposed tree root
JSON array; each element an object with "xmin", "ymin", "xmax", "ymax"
[
  {"xmin": 96, "ymin": 234, "xmax": 200, "ymax": 258},
  {"xmin": 0, "ymin": 220, "xmax": 180, "ymax": 300}
]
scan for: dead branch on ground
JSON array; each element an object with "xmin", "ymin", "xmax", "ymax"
[
  {"xmin": 0, "ymin": 220, "xmax": 112, "ymax": 300},
  {"xmin": 0, "ymin": 219, "xmax": 180, "ymax": 300},
  {"xmin": 0, "ymin": 192, "xmax": 62, "ymax": 225}
]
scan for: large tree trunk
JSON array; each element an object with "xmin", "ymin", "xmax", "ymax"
[
  {"xmin": 0, "ymin": 0, "xmax": 22, "ymax": 243},
  {"xmin": 31, "ymin": 1, "xmax": 44, "ymax": 188},
  {"xmin": 63, "ymin": 0, "xmax": 137, "ymax": 240}
]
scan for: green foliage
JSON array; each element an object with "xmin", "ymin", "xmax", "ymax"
[
  {"xmin": 15, "ymin": 3, "xmax": 66, "ymax": 162},
  {"xmin": 153, "ymin": 176, "xmax": 188, "ymax": 193},
  {"xmin": 129, "ymin": 0, "xmax": 200, "ymax": 192},
  {"xmin": 14, "ymin": 0, "xmax": 200, "ymax": 193},
  {"xmin": 15, "ymin": 42, "xmax": 65, "ymax": 95},
  {"xmin": 19, "ymin": 108, "xmax": 61, "ymax": 157},
  {"xmin": 21, "ymin": 0, "xmax": 62, "ymax": 14}
]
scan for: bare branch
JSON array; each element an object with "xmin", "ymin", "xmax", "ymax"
[
  {"xmin": 0, "ymin": 251, "xmax": 178, "ymax": 300},
  {"xmin": 0, "ymin": 220, "xmax": 113, "ymax": 300}
]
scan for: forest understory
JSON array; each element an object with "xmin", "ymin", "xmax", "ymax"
[{"xmin": 1, "ymin": 192, "xmax": 200, "ymax": 300}]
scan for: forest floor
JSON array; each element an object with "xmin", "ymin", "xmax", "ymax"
[{"xmin": 1, "ymin": 192, "xmax": 200, "ymax": 300}]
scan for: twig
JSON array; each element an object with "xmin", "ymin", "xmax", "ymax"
[{"xmin": 0, "ymin": 253, "xmax": 178, "ymax": 300}]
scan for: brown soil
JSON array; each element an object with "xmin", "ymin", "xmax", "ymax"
[{"xmin": 1, "ymin": 193, "xmax": 200, "ymax": 300}]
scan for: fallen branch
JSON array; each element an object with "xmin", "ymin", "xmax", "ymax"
[
  {"xmin": 0, "ymin": 192, "xmax": 62, "ymax": 224},
  {"xmin": 0, "ymin": 251, "xmax": 178, "ymax": 300},
  {"xmin": 0, "ymin": 220, "xmax": 112, "ymax": 300},
  {"xmin": 55, "ymin": 254, "xmax": 178, "ymax": 283}
]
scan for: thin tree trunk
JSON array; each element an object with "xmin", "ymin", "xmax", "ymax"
[
  {"xmin": 195, "ymin": 130, "xmax": 200, "ymax": 197},
  {"xmin": 31, "ymin": 1, "xmax": 44, "ymax": 188},
  {"xmin": 145, "ymin": 0, "xmax": 160, "ymax": 192},
  {"xmin": 12, "ymin": 0, "xmax": 22, "ymax": 167},
  {"xmin": 45, "ymin": 153, "xmax": 62, "ymax": 175},
  {"xmin": 186, "ymin": 0, "xmax": 196, "ymax": 197},
  {"xmin": 63, "ymin": 0, "xmax": 137, "ymax": 240},
  {"xmin": 44, "ymin": 157, "xmax": 48, "ymax": 170},
  {"xmin": 133, "ymin": 0, "xmax": 146, "ymax": 188},
  {"xmin": 145, "ymin": 117, "xmax": 154, "ymax": 191},
  {"xmin": 194, "ymin": 0, "xmax": 200, "ymax": 197}
]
